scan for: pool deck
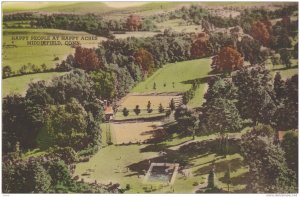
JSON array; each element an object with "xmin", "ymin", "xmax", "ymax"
[{"xmin": 144, "ymin": 163, "xmax": 179, "ymax": 185}]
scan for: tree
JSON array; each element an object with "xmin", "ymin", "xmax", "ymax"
[
  {"xmin": 133, "ymin": 49, "xmax": 155, "ymax": 78},
  {"xmin": 191, "ymin": 33, "xmax": 211, "ymax": 58},
  {"xmin": 74, "ymin": 47, "xmax": 103, "ymax": 71},
  {"xmin": 33, "ymin": 163, "xmax": 52, "ymax": 193},
  {"xmin": 174, "ymin": 105, "xmax": 196, "ymax": 134},
  {"xmin": 277, "ymin": 32, "xmax": 292, "ymax": 49},
  {"xmin": 169, "ymin": 98, "xmax": 176, "ymax": 111},
  {"xmin": 293, "ymin": 42, "xmax": 298, "ymax": 59},
  {"xmin": 211, "ymin": 47, "xmax": 244, "ymax": 74},
  {"xmin": 250, "ymin": 21, "xmax": 271, "ymax": 46},
  {"xmin": 122, "ymin": 107, "xmax": 129, "ymax": 117},
  {"xmin": 270, "ymin": 53, "xmax": 281, "ymax": 67},
  {"xmin": 133, "ymin": 105, "xmax": 141, "ymax": 116},
  {"xmin": 202, "ymin": 19, "xmax": 214, "ymax": 34},
  {"xmin": 3, "ymin": 65, "xmax": 12, "ymax": 78},
  {"xmin": 89, "ymin": 70, "xmax": 116, "ymax": 100},
  {"xmin": 240, "ymin": 125, "xmax": 297, "ymax": 193},
  {"xmin": 127, "ymin": 14, "xmax": 141, "ymax": 31},
  {"xmin": 147, "ymin": 101, "xmax": 153, "ymax": 113},
  {"xmin": 201, "ymin": 98, "xmax": 243, "ymax": 134},
  {"xmin": 224, "ymin": 164, "xmax": 231, "ymax": 192},
  {"xmin": 45, "ymin": 160, "xmax": 72, "ymax": 186},
  {"xmin": 281, "ymin": 131, "xmax": 298, "ymax": 174},
  {"xmin": 237, "ymin": 36, "xmax": 265, "ymax": 65},
  {"xmin": 207, "ymin": 166, "xmax": 216, "ymax": 188},
  {"xmin": 39, "ymin": 98, "xmax": 89, "ymax": 151},
  {"xmin": 158, "ymin": 103, "xmax": 164, "ymax": 113},
  {"xmin": 279, "ymin": 48, "xmax": 292, "ymax": 68},
  {"xmin": 204, "ymin": 77, "xmax": 237, "ymax": 102},
  {"xmin": 274, "ymin": 72, "xmax": 286, "ymax": 102},
  {"xmin": 274, "ymin": 75, "xmax": 298, "ymax": 130},
  {"xmin": 232, "ymin": 66, "xmax": 277, "ymax": 125}
]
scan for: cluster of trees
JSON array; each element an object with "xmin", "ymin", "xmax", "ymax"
[
  {"xmin": 3, "ymin": 70, "xmax": 103, "ymax": 154},
  {"xmin": 204, "ymin": 66, "xmax": 297, "ymax": 133},
  {"xmin": 174, "ymin": 65, "xmax": 297, "ymax": 136},
  {"xmin": 2, "ymin": 152, "xmax": 117, "ymax": 193},
  {"xmin": 122, "ymin": 101, "xmax": 172, "ymax": 117},
  {"xmin": 3, "ymin": 63, "xmax": 57, "ymax": 79},
  {"xmin": 174, "ymin": 66, "xmax": 298, "ymax": 192},
  {"xmin": 15, "ymin": 14, "xmax": 157, "ymax": 38},
  {"xmin": 240, "ymin": 124, "xmax": 297, "ymax": 193}
]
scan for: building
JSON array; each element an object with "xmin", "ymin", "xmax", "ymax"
[{"xmin": 103, "ymin": 100, "xmax": 114, "ymax": 121}]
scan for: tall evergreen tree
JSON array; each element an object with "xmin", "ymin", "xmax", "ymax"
[
  {"xmin": 274, "ymin": 72, "xmax": 286, "ymax": 102},
  {"xmin": 232, "ymin": 66, "xmax": 277, "ymax": 125}
]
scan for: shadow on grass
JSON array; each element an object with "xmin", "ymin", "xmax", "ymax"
[
  {"xmin": 180, "ymin": 75, "xmax": 215, "ymax": 85},
  {"xmin": 193, "ymin": 158, "xmax": 244, "ymax": 176},
  {"xmin": 140, "ymin": 144, "xmax": 168, "ymax": 153},
  {"xmin": 128, "ymin": 138, "xmax": 242, "ymax": 179},
  {"xmin": 271, "ymin": 65, "xmax": 298, "ymax": 71}
]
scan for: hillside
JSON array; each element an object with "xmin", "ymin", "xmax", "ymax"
[{"xmin": 4, "ymin": 2, "xmax": 292, "ymax": 15}]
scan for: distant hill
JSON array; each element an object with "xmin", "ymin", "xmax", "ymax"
[
  {"xmin": 3, "ymin": 1, "xmax": 296, "ymax": 15},
  {"xmin": 2, "ymin": 2, "xmax": 115, "ymax": 14}
]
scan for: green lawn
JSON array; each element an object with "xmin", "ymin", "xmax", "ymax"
[
  {"xmin": 2, "ymin": 72, "xmax": 66, "ymax": 97},
  {"xmin": 2, "ymin": 28, "xmax": 106, "ymax": 72},
  {"xmin": 131, "ymin": 58, "xmax": 212, "ymax": 93},
  {"xmin": 74, "ymin": 128, "xmax": 250, "ymax": 193},
  {"xmin": 157, "ymin": 19, "xmax": 200, "ymax": 33},
  {"xmin": 266, "ymin": 58, "xmax": 298, "ymax": 80}
]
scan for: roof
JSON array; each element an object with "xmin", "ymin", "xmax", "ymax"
[
  {"xmin": 278, "ymin": 131, "xmax": 286, "ymax": 141},
  {"xmin": 105, "ymin": 106, "xmax": 114, "ymax": 115}
]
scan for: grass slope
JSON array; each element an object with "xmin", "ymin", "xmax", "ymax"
[
  {"xmin": 2, "ymin": 72, "xmax": 66, "ymax": 97},
  {"xmin": 131, "ymin": 58, "xmax": 212, "ymax": 93}
]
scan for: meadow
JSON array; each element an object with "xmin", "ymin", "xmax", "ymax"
[
  {"xmin": 3, "ymin": 28, "xmax": 106, "ymax": 72},
  {"xmin": 2, "ymin": 72, "xmax": 66, "ymax": 97}
]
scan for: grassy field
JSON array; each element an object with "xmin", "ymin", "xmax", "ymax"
[
  {"xmin": 132, "ymin": 58, "xmax": 212, "ymax": 93},
  {"xmin": 157, "ymin": 19, "xmax": 200, "ymax": 33},
  {"xmin": 74, "ymin": 131, "xmax": 249, "ymax": 193},
  {"xmin": 266, "ymin": 59, "xmax": 298, "ymax": 79},
  {"xmin": 2, "ymin": 72, "xmax": 66, "ymax": 97},
  {"xmin": 3, "ymin": 28, "xmax": 106, "ymax": 72}
]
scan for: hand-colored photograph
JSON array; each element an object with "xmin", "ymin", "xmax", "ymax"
[{"xmin": 2, "ymin": 1, "xmax": 298, "ymax": 194}]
